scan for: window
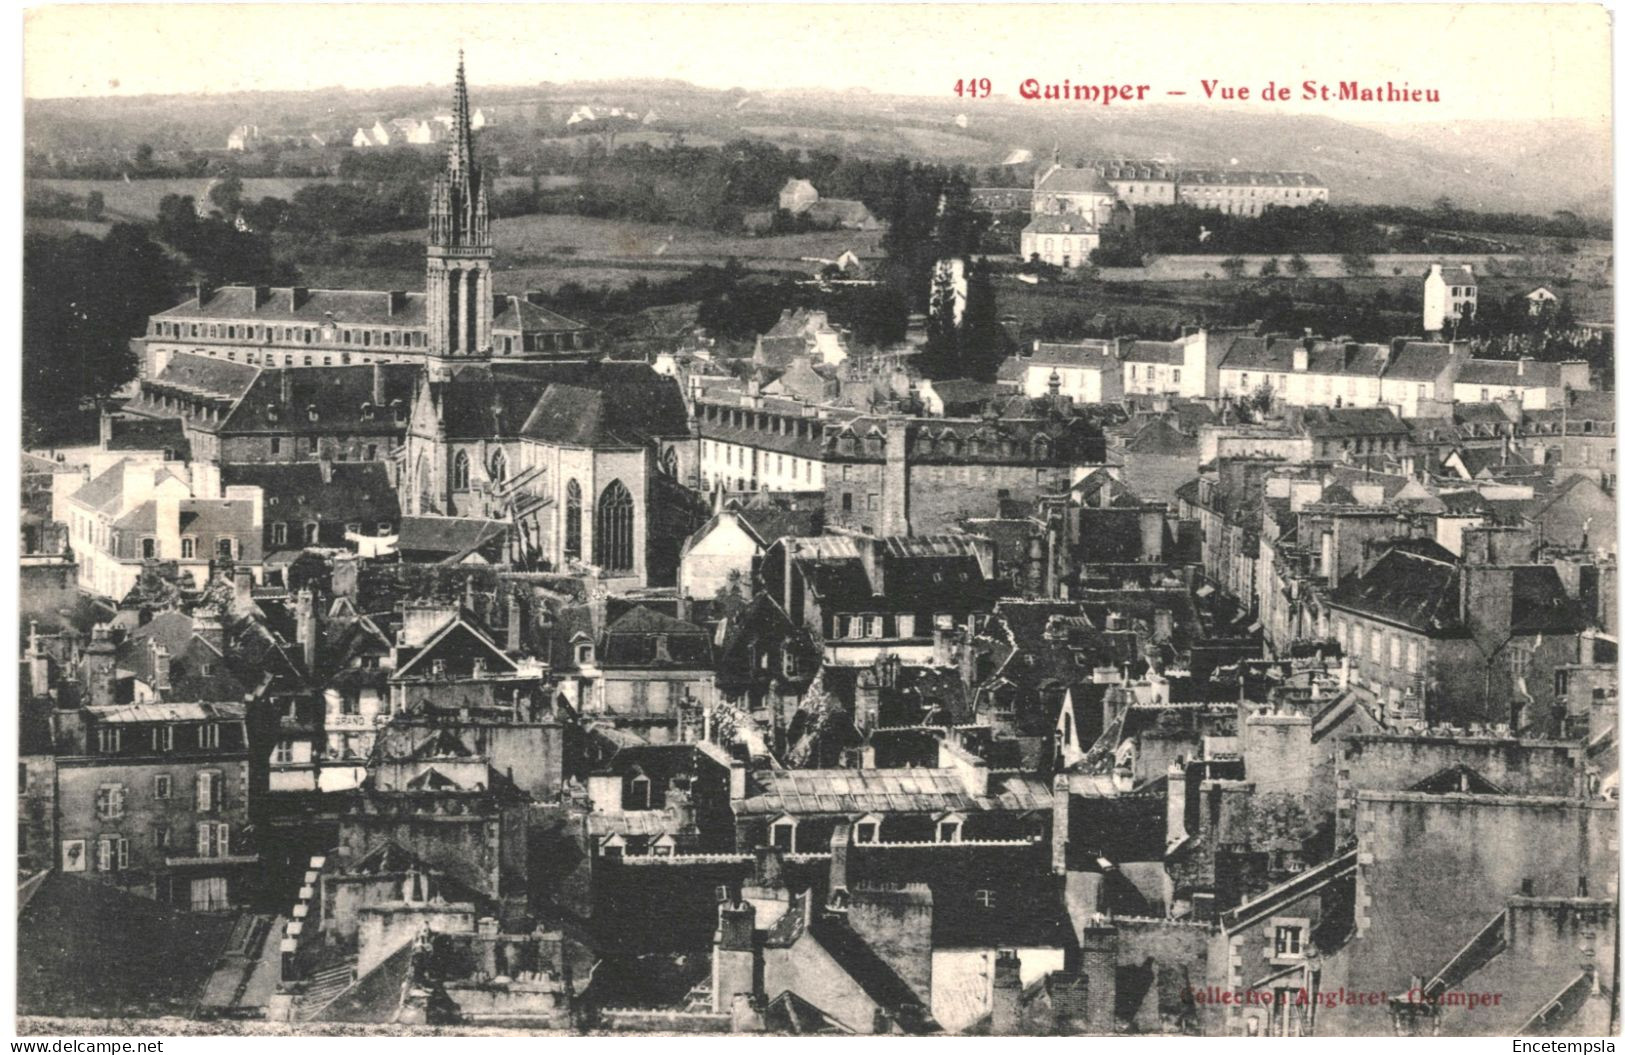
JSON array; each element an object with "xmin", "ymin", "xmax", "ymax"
[
  {"xmin": 854, "ymin": 817, "xmax": 880, "ymax": 844},
  {"xmin": 937, "ymin": 815, "xmax": 964, "ymax": 843},
  {"xmin": 152, "ymin": 726, "xmax": 173, "ymax": 752},
  {"xmin": 564, "ymin": 480, "xmax": 582, "ymax": 558},
  {"xmin": 489, "ymin": 447, "xmax": 507, "ymax": 486},
  {"xmin": 771, "ymin": 819, "xmax": 796, "ymax": 852},
  {"xmin": 594, "ymin": 479, "xmax": 635, "ymax": 571},
  {"xmin": 141, "ymin": 537, "xmax": 157, "ymax": 560},
  {"xmin": 153, "ymin": 774, "xmax": 172, "ymax": 800},
  {"xmin": 452, "ymin": 450, "xmax": 471, "ymax": 490},
  {"xmin": 196, "ymin": 822, "xmax": 230, "ymax": 859},
  {"xmin": 273, "ymin": 741, "xmax": 294, "ymax": 764},
  {"xmin": 200, "ymin": 724, "xmax": 221, "ymax": 749},
  {"xmin": 154, "ymin": 826, "xmax": 170, "ymax": 850},
  {"xmin": 217, "ymin": 537, "xmax": 235, "ymax": 560},
  {"xmin": 377, "ymin": 522, "xmax": 392, "ymax": 536},
  {"xmin": 303, "ymin": 522, "xmax": 319, "ymax": 545},
  {"xmin": 180, "ymin": 537, "xmax": 196, "ymax": 560},
  {"xmin": 270, "ymin": 436, "xmax": 282, "ymax": 455},
  {"xmin": 95, "ymin": 784, "xmax": 126, "ymax": 820},
  {"xmin": 841, "ymin": 493, "xmax": 853, "ymax": 513},
  {"xmin": 96, "ymin": 728, "xmax": 122, "ymax": 754},
  {"xmin": 18, "ymin": 764, "xmax": 26, "ymax": 794},
  {"xmin": 272, "ymin": 522, "xmax": 288, "ymax": 546},
  {"xmin": 196, "ymin": 770, "xmax": 221, "ymax": 812},
  {"xmin": 974, "ymin": 889, "xmax": 996, "ymax": 908},
  {"xmin": 96, "ymin": 836, "xmax": 129, "ymax": 872},
  {"xmin": 629, "ymin": 773, "xmax": 651, "ymax": 810},
  {"xmin": 1273, "ymin": 923, "xmax": 1305, "ymax": 960}
]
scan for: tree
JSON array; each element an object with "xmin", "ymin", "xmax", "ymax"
[
  {"xmin": 1340, "ymin": 250, "xmax": 1376, "ymax": 276},
  {"xmin": 1219, "ymin": 256, "xmax": 1248, "ymax": 280},
  {"xmin": 209, "ymin": 175, "xmax": 245, "ymax": 216},
  {"xmin": 134, "ymin": 143, "xmax": 155, "ymax": 171},
  {"xmin": 84, "ymin": 191, "xmax": 105, "ymax": 222},
  {"xmin": 24, "ymin": 225, "xmax": 183, "ymax": 444},
  {"xmin": 957, "ymin": 258, "xmax": 1004, "ymax": 382},
  {"xmin": 1287, "ymin": 254, "xmax": 1313, "ymax": 279},
  {"xmin": 1259, "ymin": 256, "xmax": 1281, "ymax": 278},
  {"xmin": 920, "ymin": 258, "xmax": 961, "ymax": 379}
]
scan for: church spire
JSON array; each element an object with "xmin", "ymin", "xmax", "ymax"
[
  {"xmin": 426, "ymin": 51, "xmax": 493, "ymax": 370},
  {"xmin": 447, "ymin": 49, "xmax": 475, "ymax": 180}
]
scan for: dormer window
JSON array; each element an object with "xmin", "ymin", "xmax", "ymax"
[
  {"xmin": 628, "ymin": 772, "xmax": 651, "ymax": 810},
  {"xmin": 854, "ymin": 814, "xmax": 881, "ymax": 844},
  {"xmin": 771, "ymin": 816, "xmax": 797, "ymax": 852},
  {"xmin": 575, "ymin": 643, "xmax": 594, "ymax": 666},
  {"xmin": 307, "ymin": 405, "xmax": 319, "ymax": 423},
  {"xmin": 937, "ymin": 813, "xmax": 965, "ymax": 843},
  {"xmin": 361, "ymin": 402, "xmax": 374, "ymax": 421}
]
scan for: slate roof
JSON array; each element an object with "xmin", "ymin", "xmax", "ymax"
[
  {"xmin": 600, "ymin": 605, "xmax": 713, "ymax": 668},
  {"xmin": 1432, "ymin": 265, "xmax": 1477, "ymax": 287},
  {"xmin": 736, "ymin": 767, "xmax": 1051, "ymax": 815},
  {"xmin": 18, "ymin": 871, "xmax": 240, "ymax": 1018},
  {"xmin": 217, "ymin": 365, "xmax": 419, "ymax": 435},
  {"xmin": 1022, "ymin": 214, "xmax": 1100, "ymax": 236},
  {"xmin": 70, "ymin": 459, "xmax": 130, "ymax": 514},
  {"xmin": 1457, "ymin": 358, "xmax": 1561, "ymax": 389},
  {"xmin": 1035, "ymin": 166, "xmax": 1116, "ymax": 195},
  {"xmin": 395, "ymin": 515, "xmax": 508, "ymax": 560},
  {"xmin": 105, "ymin": 417, "xmax": 190, "ymax": 458},
  {"xmin": 519, "ymin": 379, "xmax": 690, "ymax": 446},
  {"xmin": 1126, "ymin": 417, "xmax": 1197, "ymax": 455},
  {"xmin": 146, "ymin": 353, "xmax": 261, "ymax": 400},
  {"xmin": 1297, "ymin": 406, "xmax": 1409, "ymax": 438},
  {"xmin": 223, "ymin": 462, "xmax": 399, "ymax": 526},
  {"xmin": 156, "ymin": 287, "xmax": 430, "ymax": 326},
  {"xmin": 1022, "ymin": 341, "xmax": 1116, "ymax": 370},
  {"xmin": 1382, "ymin": 341, "xmax": 1458, "ymax": 381},
  {"xmin": 1179, "ymin": 169, "xmax": 1325, "ymax": 187},
  {"xmin": 1121, "ymin": 339, "xmax": 1185, "ymax": 365},
  {"xmin": 1322, "ymin": 541, "xmax": 1462, "ymax": 632},
  {"xmin": 732, "ymin": 501, "xmax": 823, "ymax": 546}
]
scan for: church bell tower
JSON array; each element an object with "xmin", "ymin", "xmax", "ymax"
[{"xmin": 426, "ymin": 52, "xmax": 492, "ymax": 378}]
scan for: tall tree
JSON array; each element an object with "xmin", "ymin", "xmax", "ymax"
[{"xmin": 957, "ymin": 258, "xmax": 1004, "ymax": 382}]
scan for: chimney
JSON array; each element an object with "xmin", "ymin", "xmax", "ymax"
[
  {"xmin": 753, "ymin": 845, "xmax": 786, "ymax": 889},
  {"xmin": 295, "ymin": 588, "xmax": 318, "ymax": 670},
  {"xmin": 289, "ymin": 287, "xmax": 309, "ymax": 311},
  {"xmin": 1152, "ymin": 608, "xmax": 1174, "ymax": 643},
  {"xmin": 828, "ymin": 823, "xmax": 851, "ymax": 896},
  {"xmin": 280, "ymin": 370, "xmax": 293, "ymax": 408},
  {"xmin": 711, "ymin": 897, "xmax": 758, "ymax": 1014},
  {"xmin": 855, "ymin": 535, "xmax": 885, "ymax": 597},
  {"xmin": 253, "ymin": 285, "xmax": 271, "ymax": 309},
  {"xmin": 331, "ymin": 555, "xmax": 358, "ymax": 599},
  {"xmin": 318, "ymin": 451, "xmax": 333, "ymax": 485},
  {"xmin": 387, "ymin": 290, "xmax": 408, "ymax": 317},
  {"xmin": 192, "ymin": 606, "xmax": 225, "ymax": 654},
  {"xmin": 991, "ymin": 951, "xmax": 1023, "ymax": 1036},
  {"xmin": 1166, "ymin": 762, "xmax": 1188, "ymax": 845},
  {"xmin": 233, "ymin": 566, "xmax": 255, "ymax": 612},
  {"xmin": 151, "ymin": 642, "xmax": 172, "ymax": 696},
  {"xmin": 881, "ymin": 420, "xmax": 910, "ymax": 536},
  {"xmin": 194, "ymin": 280, "xmax": 215, "ymax": 307},
  {"xmin": 28, "ymin": 623, "xmax": 49, "ymax": 698},
  {"xmin": 506, "ymin": 591, "xmax": 523, "ymax": 654},
  {"xmin": 1051, "ymin": 773, "xmax": 1070, "ymax": 875},
  {"xmin": 372, "ymin": 362, "xmax": 386, "ymax": 404},
  {"xmin": 98, "ymin": 409, "xmax": 114, "ymax": 449},
  {"xmin": 1081, "ymin": 920, "xmax": 1119, "ymax": 1030},
  {"xmin": 83, "ymin": 624, "xmax": 118, "ymax": 708}
]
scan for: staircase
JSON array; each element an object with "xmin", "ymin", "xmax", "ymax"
[{"xmin": 293, "ymin": 962, "xmax": 357, "ymax": 1022}]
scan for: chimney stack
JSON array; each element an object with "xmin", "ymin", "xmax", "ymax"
[
  {"xmin": 295, "ymin": 588, "xmax": 318, "ymax": 671},
  {"xmin": 991, "ymin": 951, "xmax": 1023, "ymax": 1035},
  {"xmin": 372, "ymin": 362, "xmax": 387, "ymax": 405},
  {"xmin": 151, "ymin": 642, "xmax": 172, "ymax": 696},
  {"xmin": 280, "ymin": 369, "xmax": 293, "ymax": 408},
  {"xmin": 506, "ymin": 590, "xmax": 523, "ymax": 654}
]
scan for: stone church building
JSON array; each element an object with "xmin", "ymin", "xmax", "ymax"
[{"xmin": 398, "ymin": 57, "xmax": 701, "ymax": 589}]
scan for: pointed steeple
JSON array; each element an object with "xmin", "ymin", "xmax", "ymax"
[{"xmin": 446, "ymin": 49, "xmax": 475, "ymax": 179}]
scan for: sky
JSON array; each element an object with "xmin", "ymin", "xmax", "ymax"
[{"xmin": 22, "ymin": 3, "xmax": 1613, "ymax": 126}]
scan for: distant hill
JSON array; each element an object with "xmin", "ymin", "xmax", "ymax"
[{"xmin": 25, "ymin": 81, "xmax": 1610, "ymax": 217}]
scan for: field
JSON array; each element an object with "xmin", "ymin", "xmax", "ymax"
[
  {"xmin": 1097, "ymin": 249, "xmax": 1613, "ymax": 284},
  {"xmin": 31, "ymin": 175, "xmax": 582, "ymax": 222},
  {"xmin": 289, "ymin": 213, "xmax": 889, "ymax": 292}
]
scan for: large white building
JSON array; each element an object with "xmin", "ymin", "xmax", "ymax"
[{"xmin": 1423, "ymin": 263, "xmax": 1478, "ymax": 332}]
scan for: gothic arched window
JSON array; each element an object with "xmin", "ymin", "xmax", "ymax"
[
  {"xmin": 489, "ymin": 447, "xmax": 507, "ymax": 486},
  {"xmin": 452, "ymin": 450, "xmax": 471, "ymax": 491},
  {"xmin": 594, "ymin": 480, "xmax": 634, "ymax": 572},
  {"xmin": 660, "ymin": 447, "xmax": 679, "ymax": 477},
  {"xmin": 564, "ymin": 480, "xmax": 582, "ymax": 559}
]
